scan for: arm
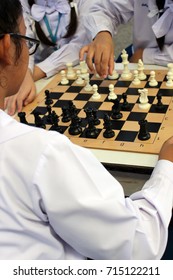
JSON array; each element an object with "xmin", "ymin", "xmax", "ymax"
[
  {"xmin": 33, "ymin": 134, "xmax": 173, "ymax": 260},
  {"xmin": 80, "ymin": 0, "xmax": 134, "ymax": 77}
]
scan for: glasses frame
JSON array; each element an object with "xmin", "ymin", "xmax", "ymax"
[{"xmin": 0, "ymin": 33, "xmax": 40, "ymax": 55}]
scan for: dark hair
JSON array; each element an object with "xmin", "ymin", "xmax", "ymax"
[
  {"xmin": 28, "ymin": 0, "xmax": 78, "ymax": 46},
  {"xmin": 0, "ymin": 0, "xmax": 23, "ymax": 59},
  {"xmin": 155, "ymin": 0, "xmax": 165, "ymax": 50}
]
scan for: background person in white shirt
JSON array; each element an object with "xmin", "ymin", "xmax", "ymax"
[
  {"xmin": 80, "ymin": 0, "xmax": 173, "ymax": 78},
  {"xmin": 1, "ymin": 0, "xmax": 173, "ymax": 260},
  {"xmin": 5, "ymin": 0, "xmax": 92, "ymax": 115}
]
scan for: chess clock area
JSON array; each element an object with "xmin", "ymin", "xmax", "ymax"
[{"xmin": 17, "ymin": 62, "xmax": 171, "ymax": 194}]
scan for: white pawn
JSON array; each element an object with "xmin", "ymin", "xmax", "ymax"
[
  {"xmin": 92, "ymin": 84, "xmax": 101, "ymax": 100},
  {"xmin": 138, "ymin": 88, "xmax": 150, "ymax": 110},
  {"xmin": 84, "ymin": 73, "xmax": 92, "ymax": 91},
  {"xmin": 166, "ymin": 71, "xmax": 173, "ymax": 87},
  {"xmin": 66, "ymin": 62, "xmax": 76, "ymax": 79},
  {"xmin": 80, "ymin": 60, "xmax": 88, "ymax": 79},
  {"xmin": 75, "ymin": 70, "xmax": 84, "ymax": 85},
  {"xmin": 60, "ymin": 70, "xmax": 69, "ymax": 85},
  {"xmin": 149, "ymin": 71, "xmax": 158, "ymax": 87},
  {"xmin": 108, "ymin": 84, "xmax": 117, "ymax": 100},
  {"xmin": 132, "ymin": 70, "xmax": 141, "ymax": 85},
  {"xmin": 138, "ymin": 59, "xmax": 147, "ymax": 80},
  {"xmin": 108, "ymin": 69, "xmax": 119, "ymax": 80}
]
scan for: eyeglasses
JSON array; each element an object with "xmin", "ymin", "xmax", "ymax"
[{"xmin": 0, "ymin": 33, "xmax": 40, "ymax": 55}]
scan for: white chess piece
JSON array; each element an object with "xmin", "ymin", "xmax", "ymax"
[
  {"xmin": 60, "ymin": 70, "xmax": 69, "ymax": 85},
  {"xmin": 138, "ymin": 88, "xmax": 150, "ymax": 109},
  {"xmin": 166, "ymin": 71, "xmax": 173, "ymax": 87},
  {"xmin": 120, "ymin": 49, "xmax": 132, "ymax": 79},
  {"xmin": 75, "ymin": 70, "xmax": 84, "ymax": 85},
  {"xmin": 66, "ymin": 62, "xmax": 76, "ymax": 79},
  {"xmin": 108, "ymin": 84, "xmax": 117, "ymax": 100},
  {"xmin": 80, "ymin": 60, "xmax": 88, "ymax": 79},
  {"xmin": 92, "ymin": 84, "xmax": 101, "ymax": 99},
  {"xmin": 137, "ymin": 59, "xmax": 146, "ymax": 80},
  {"xmin": 84, "ymin": 73, "xmax": 92, "ymax": 91},
  {"xmin": 132, "ymin": 70, "xmax": 141, "ymax": 85},
  {"xmin": 149, "ymin": 71, "xmax": 158, "ymax": 87},
  {"xmin": 108, "ymin": 69, "xmax": 119, "ymax": 80}
]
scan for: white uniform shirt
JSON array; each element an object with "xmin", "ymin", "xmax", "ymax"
[
  {"xmin": 0, "ymin": 110, "xmax": 173, "ymax": 259},
  {"xmin": 84, "ymin": 0, "xmax": 173, "ymax": 66},
  {"xmin": 20, "ymin": 0, "xmax": 93, "ymax": 77}
]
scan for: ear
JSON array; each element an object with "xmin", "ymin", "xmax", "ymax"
[{"xmin": 0, "ymin": 34, "xmax": 12, "ymax": 65}]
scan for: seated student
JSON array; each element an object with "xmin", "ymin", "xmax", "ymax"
[
  {"xmin": 5, "ymin": 0, "xmax": 93, "ymax": 115},
  {"xmin": 80, "ymin": 0, "xmax": 173, "ymax": 78},
  {"xmin": 1, "ymin": 0, "xmax": 173, "ymax": 260}
]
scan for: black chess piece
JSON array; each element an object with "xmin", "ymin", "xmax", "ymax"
[
  {"xmin": 33, "ymin": 111, "xmax": 46, "ymax": 129},
  {"xmin": 18, "ymin": 112, "xmax": 28, "ymax": 124},
  {"xmin": 68, "ymin": 115, "xmax": 82, "ymax": 135},
  {"xmin": 111, "ymin": 98, "xmax": 123, "ymax": 119},
  {"xmin": 92, "ymin": 108, "xmax": 101, "ymax": 125},
  {"xmin": 50, "ymin": 111, "xmax": 63, "ymax": 133},
  {"xmin": 45, "ymin": 89, "xmax": 53, "ymax": 105},
  {"xmin": 121, "ymin": 92, "xmax": 130, "ymax": 111},
  {"xmin": 155, "ymin": 92, "xmax": 165, "ymax": 112},
  {"xmin": 61, "ymin": 106, "xmax": 71, "ymax": 122},
  {"xmin": 85, "ymin": 116, "xmax": 99, "ymax": 138},
  {"xmin": 103, "ymin": 114, "xmax": 115, "ymax": 138},
  {"xmin": 138, "ymin": 119, "xmax": 150, "ymax": 141}
]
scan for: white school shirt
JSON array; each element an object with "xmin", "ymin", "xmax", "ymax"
[
  {"xmin": 84, "ymin": 0, "xmax": 173, "ymax": 66},
  {"xmin": 20, "ymin": 0, "xmax": 92, "ymax": 77},
  {"xmin": 0, "ymin": 109, "xmax": 173, "ymax": 260}
]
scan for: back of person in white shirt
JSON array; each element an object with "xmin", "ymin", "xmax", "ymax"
[
  {"xmin": 80, "ymin": 0, "xmax": 173, "ymax": 78},
  {"xmin": 1, "ymin": 0, "xmax": 173, "ymax": 260},
  {"xmin": 5, "ymin": 0, "xmax": 92, "ymax": 115}
]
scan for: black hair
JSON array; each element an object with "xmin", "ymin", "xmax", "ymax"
[
  {"xmin": 0, "ymin": 0, "xmax": 23, "ymax": 59},
  {"xmin": 28, "ymin": 0, "xmax": 78, "ymax": 46},
  {"xmin": 155, "ymin": 0, "xmax": 165, "ymax": 50}
]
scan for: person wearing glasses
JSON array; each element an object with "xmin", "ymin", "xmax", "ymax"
[
  {"xmin": 5, "ymin": 0, "xmax": 93, "ymax": 115},
  {"xmin": 80, "ymin": 0, "xmax": 173, "ymax": 78},
  {"xmin": 1, "ymin": 0, "xmax": 173, "ymax": 260}
]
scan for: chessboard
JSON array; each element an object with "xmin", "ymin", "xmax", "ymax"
[{"xmin": 15, "ymin": 66, "xmax": 173, "ymax": 158}]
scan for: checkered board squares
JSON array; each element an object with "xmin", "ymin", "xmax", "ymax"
[{"xmin": 17, "ymin": 69, "xmax": 173, "ymax": 155}]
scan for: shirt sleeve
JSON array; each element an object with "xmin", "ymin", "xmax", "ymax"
[
  {"xmin": 83, "ymin": 0, "xmax": 134, "ymax": 40},
  {"xmin": 143, "ymin": 44, "xmax": 173, "ymax": 66},
  {"xmin": 33, "ymin": 133, "xmax": 173, "ymax": 260}
]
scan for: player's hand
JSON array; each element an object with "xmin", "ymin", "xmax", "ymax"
[
  {"xmin": 80, "ymin": 31, "xmax": 114, "ymax": 78},
  {"xmin": 4, "ymin": 69, "xmax": 36, "ymax": 116},
  {"xmin": 159, "ymin": 137, "xmax": 173, "ymax": 162},
  {"xmin": 129, "ymin": 48, "xmax": 144, "ymax": 63}
]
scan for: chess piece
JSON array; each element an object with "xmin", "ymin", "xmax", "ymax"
[
  {"xmin": 166, "ymin": 71, "xmax": 173, "ymax": 87},
  {"xmin": 155, "ymin": 92, "xmax": 165, "ymax": 112},
  {"xmin": 18, "ymin": 112, "xmax": 28, "ymax": 124},
  {"xmin": 149, "ymin": 71, "xmax": 158, "ymax": 87},
  {"xmin": 75, "ymin": 70, "xmax": 84, "ymax": 85},
  {"xmin": 108, "ymin": 69, "xmax": 119, "ymax": 80},
  {"xmin": 121, "ymin": 92, "xmax": 130, "ymax": 111},
  {"xmin": 33, "ymin": 111, "xmax": 46, "ymax": 129},
  {"xmin": 138, "ymin": 88, "xmax": 150, "ymax": 110},
  {"xmin": 85, "ymin": 116, "xmax": 99, "ymax": 138},
  {"xmin": 60, "ymin": 70, "xmax": 69, "ymax": 85},
  {"xmin": 132, "ymin": 70, "xmax": 141, "ymax": 85},
  {"xmin": 45, "ymin": 89, "xmax": 53, "ymax": 105},
  {"xmin": 111, "ymin": 98, "xmax": 123, "ymax": 119},
  {"xmin": 61, "ymin": 106, "xmax": 71, "ymax": 122},
  {"xmin": 68, "ymin": 115, "xmax": 82, "ymax": 135},
  {"xmin": 66, "ymin": 62, "xmax": 76, "ymax": 79},
  {"xmin": 120, "ymin": 49, "xmax": 132, "ymax": 79},
  {"xmin": 84, "ymin": 73, "xmax": 92, "ymax": 91},
  {"xmin": 137, "ymin": 59, "xmax": 147, "ymax": 80},
  {"xmin": 103, "ymin": 114, "xmax": 115, "ymax": 138},
  {"xmin": 92, "ymin": 84, "xmax": 101, "ymax": 100},
  {"xmin": 108, "ymin": 84, "xmax": 117, "ymax": 100},
  {"xmin": 138, "ymin": 119, "xmax": 150, "ymax": 141},
  {"xmin": 80, "ymin": 60, "xmax": 88, "ymax": 79}
]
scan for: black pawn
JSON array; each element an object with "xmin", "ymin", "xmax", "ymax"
[
  {"xmin": 50, "ymin": 111, "xmax": 63, "ymax": 133},
  {"xmin": 103, "ymin": 114, "xmax": 115, "ymax": 138},
  {"xmin": 138, "ymin": 119, "xmax": 150, "ymax": 141},
  {"xmin": 85, "ymin": 116, "xmax": 99, "ymax": 138},
  {"xmin": 92, "ymin": 108, "xmax": 101, "ymax": 125},
  {"xmin": 155, "ymin": 92, "xmax": 165, "ymax": 112},
  {"xmin": 121, "ymin": 92, "xmax": 130, "ymax": 111},
  {"xmin": 33, "ymin": 111, "xmax": 46, "ymax": 129},
  {"xmin": 111, "ymin": 98, "xmax": 123, "ymax": 119},
  {"xmin": 68, "ymin": 115, "xmax": 82, "ymax": 135},
  {"xmin": 18, "ymin": 112, "xmax": 28, "ymax": 124},
  {"xmin": 45, "ymin": 90, "xmax": 53, "ymax": 105},
  {"xmin": 61, "ymin": 106, "xmax": 71, "ymax": 122}
]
